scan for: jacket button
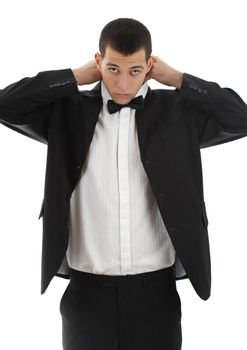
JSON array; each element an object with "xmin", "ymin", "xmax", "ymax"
[
  {"xmin": 189, "ymin": 83, "xmax": 198, "ymax": 90},
  {"xmin": 144, "ymin": 160, "xmax": 150, "ymax": 164},
  {"xmin": 65, "ymin": 219, "xmax": 69, "ymax": 229},
  {"xmin": 170, "ymin": 226, "xmax": 176, "ymax": 231},
  {"xmin": 159, "ymin": 193, "xmax": 165, "ymax": 197},
  {"xmin": 75, "ymin": 164, "xmax": 81, "ymax": 169},
  {"xmin": 202, "ymin": 89, "xmax": 208, "ymax": 94}
]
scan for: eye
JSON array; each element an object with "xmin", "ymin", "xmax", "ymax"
[
  {"xmin": 131, "ymin": 70, "xmax": 141, "ymax": 75},
  {"xmin": 109, "ymin": 67, "xmax": 118, "ymax": 73}
]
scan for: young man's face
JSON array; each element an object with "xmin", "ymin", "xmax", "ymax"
[{"xmin": 95, "ymin": 46, "xmax": 154, "ymax": 104}]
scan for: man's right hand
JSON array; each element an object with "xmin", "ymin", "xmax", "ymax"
[{"xmin": 72, "ymin": 60, "xmax": 102, "ymax": 85}]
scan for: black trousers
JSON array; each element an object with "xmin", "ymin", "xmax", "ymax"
[{"xmin": 59, "ymin": 265, "xmax": 182, "ymax": 350}]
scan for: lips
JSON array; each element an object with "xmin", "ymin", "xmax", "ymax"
[{"xmin": 115, "ymin": 93, "xmax": 130, "ymax": 98}]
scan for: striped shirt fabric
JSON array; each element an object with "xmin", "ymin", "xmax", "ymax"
[{"xmin": 66, "ymin": 80, "xmax": 176, "ymax": 275}]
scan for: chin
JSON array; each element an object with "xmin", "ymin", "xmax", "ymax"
[{"xmin": 115, "ymin": 98, "xmax": 132, "ymax": 105}]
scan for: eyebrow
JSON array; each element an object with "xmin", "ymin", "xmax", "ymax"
[{"xmin": 106, "ymin": 63, "xmax": 144, "ymax": 69}]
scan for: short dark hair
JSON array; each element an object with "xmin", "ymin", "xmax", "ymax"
[{"xmin": 99, "ymin": 18, "xmax": 152, "ymax": 61}]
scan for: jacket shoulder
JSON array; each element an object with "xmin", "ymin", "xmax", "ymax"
[{"xmin": 151, "ymin": 87, "xmax": 182, "ymax": 109}]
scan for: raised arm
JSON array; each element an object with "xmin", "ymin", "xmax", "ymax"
[
  {"xmin": 145, "ymin": 55, "xmax": 247, "ymax": 148},
  {"xmin": 178, "ymin": 73, "xmax": 247, "ymax": 148},
  {"xmin": 0, "ymin": 68, "xmax": 78, "ymax": 144}
]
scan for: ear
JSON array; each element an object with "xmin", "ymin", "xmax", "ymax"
[
  {"xmin": 146, "ymin": 55, "xmax": 154, "ymax": 73},
  {"xmin": 95, "ymin": 52, "xmax": 102, "ymax": 69}
]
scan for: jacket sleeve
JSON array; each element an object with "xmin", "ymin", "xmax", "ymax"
[
  {"xmin": 0, "ymin": 68, "xmax": 78, "ymax": 144},
  {"xmin": 177, "ymin": 73, "xmax": 247, "ymax": 148}
]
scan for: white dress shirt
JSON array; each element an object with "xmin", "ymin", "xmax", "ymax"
[{"xmin": 66, "ymin": 81, "xmax": 176, "ymax": 275}]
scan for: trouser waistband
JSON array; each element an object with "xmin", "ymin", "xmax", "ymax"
[{"xmin": 69, "ymin": 264, "xmax": 176, "ymax": 288}]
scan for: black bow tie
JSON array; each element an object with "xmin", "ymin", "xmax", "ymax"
[{"xmin": 107, "ymin": 95, "xmax": 144, "ymax": 114}]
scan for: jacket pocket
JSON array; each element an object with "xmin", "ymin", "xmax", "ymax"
[{"xmin": 201, "ymin": 200, "xmax": 208, "ymax": 228}]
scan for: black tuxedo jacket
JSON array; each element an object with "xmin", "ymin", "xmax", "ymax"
[{"xmin": 1, "ymin": 68, "xmax": 247, "ymax": 300}]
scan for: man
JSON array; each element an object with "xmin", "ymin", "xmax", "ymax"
[{"xmin": 0, "ymin": 17, "xmax": 247, "ymax": 350}]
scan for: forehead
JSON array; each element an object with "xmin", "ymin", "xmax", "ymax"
[{"xmin": 104, "ymin": 46, "xmax": 146, "ymax": 67}]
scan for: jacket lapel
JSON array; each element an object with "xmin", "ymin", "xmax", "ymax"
[
  {"xmin": 135, "ymin": 86, "xmax": 155, "ymax": 157},
  {"xmin": 79, "ymin": 81, "xmax": 103, "ymax": 153}
]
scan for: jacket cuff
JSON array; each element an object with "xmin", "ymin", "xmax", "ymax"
[
  {"xmin": 38, "ymin": 68, "xmax": 79, "ymax": 97},
  {"xmin": 177, "ymin": 72, "xmax": 212, "ymax": 102}
]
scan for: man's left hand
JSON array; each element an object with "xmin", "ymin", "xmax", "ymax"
[{"xmin": 144, "ymin": 56, "xmax": 184, "ymax": 89}]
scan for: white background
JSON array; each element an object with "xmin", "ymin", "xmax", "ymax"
[{"xmin": 0, "ymin": 0, "xmax": 246, "ymax": 349}]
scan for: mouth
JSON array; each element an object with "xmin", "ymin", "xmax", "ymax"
[{"xmin": 115, "ymin": 93, "xmax": 131, "ymax": 99}]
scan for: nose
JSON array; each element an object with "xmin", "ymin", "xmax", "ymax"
[{"xmin": 116, "ymin": 75, "xmax": 130, "ymax": 92}]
